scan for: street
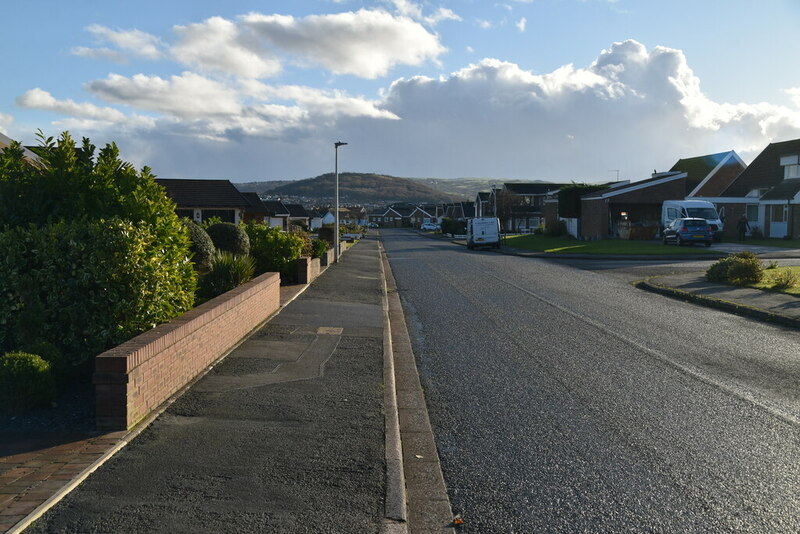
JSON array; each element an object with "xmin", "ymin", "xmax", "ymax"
[{"xmin": 382, "ymin": 229, "xmax": 800, "ymax": 533}]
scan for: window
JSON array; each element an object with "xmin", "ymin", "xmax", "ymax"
[
  {"xmin": 771, "ymin": 205, "xmax": 787, "ymax": 223},
  {"xmin": 786, "ymin": 165, "xmax": 800, "ymax": 179},
  {"xmin": 746, "ymin": 204, "xmax": 759, "ymax": 222}
]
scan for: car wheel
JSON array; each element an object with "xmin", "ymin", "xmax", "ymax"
[{"xmin": 676, "ymin": 235, "xmax": 683, "ymax": 246}]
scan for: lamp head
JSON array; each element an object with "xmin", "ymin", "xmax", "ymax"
[{"xmin": 335, "ymin": 141, "xmax": 348, "ymax": 148}]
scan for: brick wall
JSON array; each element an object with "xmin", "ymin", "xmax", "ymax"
[
  {"xmin": 295, "ymin": 256, "xmax": 321, "ymax": 284},
  {"xmin": 94, "ymin": 271, "xmax": 281, "ymax": 430}
]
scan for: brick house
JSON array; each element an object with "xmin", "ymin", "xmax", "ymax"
[{"xmin": 155, "ymin": 178, "xmax": 250, "ymax": 224}]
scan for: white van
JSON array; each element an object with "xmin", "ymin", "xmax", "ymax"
[
  {"xmin": 466, "ymin": 217, "xmax": 501, "ymax": 249},
  {"xmin": 661, "ymin": 200, "xmax": 724, "ymax": 240}
]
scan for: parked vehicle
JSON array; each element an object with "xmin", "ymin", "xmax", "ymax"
[
  {"xmin": 662, "ymin": 217, "xmax": 714, "ymax": 247},
  {"xmin": 661, "ymin": 200, "xmax": 723, "ymax": 240},
  {"xmin": 420, "ymin": 222, "xmax": 440, "ymax": 231},
  {"xmin": 466, "ymin": 217, "xmax": 501, "ymax": 249},
  {"xmin": 367, "ymin": 222, "xmax": 379, "ymax": 228}
]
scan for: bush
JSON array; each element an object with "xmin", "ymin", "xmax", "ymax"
[
  {"xmin": 751, "ymin": 226, "xmax": 764, "ymax": 239},
  {"xmin": 544, "ymin": 219, "xmax": 568, "ymax": 237},
  {"xmin": 0, "ymin": 219, "xmax": 196, "ymax": 373},
  {"xmin": 311, "ymin": 239, "xmax": 329, "ymax": 259},
  {"xmin": 293, "ymin": 230, "xmax": 313, "ymax": 257},
  {"xmin": 441, "ymin": 218, "xmax": 466, "ymax": 235},
  {"xmin": 206, "ymin": 222, "xmax": 250, "ymax": 256},
  {"xmin": 20, "ymin": 340, "xmax": 64, "ymax": 379},
  {"xmin": 245, "ymin": 224, "xmax": 305, "ymax": 278},
  {"xmin": 184, "ymin": 219, "xmax": 215, "ymax": 272},
  {"xmin": 197, "ymin": 252, "xmax": 256, "ymax": 301},
  {"xmin": 706, "ymin": 251, "xmax": 764, "ymax": 286},
  {"xmin": 0, "ymin": 352, "xmax": 55, "ymax": 413},
  {"xmin": 770, "ymin": 268, "xmax": 798, "ymax": 290}
]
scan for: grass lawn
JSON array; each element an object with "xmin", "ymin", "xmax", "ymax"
[
  {"xmin": 751, "ymin": 265, "xmax": 800, "ymax": 296},
  {"xmin": 721, "ymin": 237, "xmax": 800, "ymax": 248},
  {"xmin": 502, "ymin": 234, "xmax": 719, "ymax": 255}
]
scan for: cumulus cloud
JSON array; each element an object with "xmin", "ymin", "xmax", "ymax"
[
  {"xmin": 172, "ymin": 17, "xmax": 281, "ymax": 78},
  {"xmin": 787, "ymin": 87, "xmax": 800, "ymax": 108},
  {"xmin": 74, "ymin": 24, "xmax": 162, "ymax": 60},
  {"xmin": 516, "ymin": 17, "xmax": 527, "ymax": 32},
  {"xmin": 385, "ymin": 0, "xmax": 461, "ymax": 25},
  {"xmin": 16, "ymin": 88, "xmax": 127, "ymax": 122},
  {"xmin": 242, "ymin": 9, "xmax": 445, "ymax": 78},
  {"xmin": 0, "ymin": 112, "xmax": 13, "ymax": 131}
]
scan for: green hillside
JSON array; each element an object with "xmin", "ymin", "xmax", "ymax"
[
  {"xmin": 266, "ymin": 173, "xmax": 461, "ymax": 203},
  {"xmin": 236, "ymin": 180, "xmax": 293, "ymax": 194}
]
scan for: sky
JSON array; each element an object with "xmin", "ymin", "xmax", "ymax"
[{"xmin": 2, "ymin": 0, "xmax": 800, "ymax": 184}]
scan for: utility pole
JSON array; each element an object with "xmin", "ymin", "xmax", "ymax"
[{"xmin": 334, "ymin": 141, "xmax": 347, "ymax": 263}]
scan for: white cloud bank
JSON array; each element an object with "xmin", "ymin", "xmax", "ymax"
[{"xmin": 17, "ymin": 39, "xmax": 800, "ymax": 181}]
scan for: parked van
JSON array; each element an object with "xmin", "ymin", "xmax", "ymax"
[
  {"xmin": 466, "ymin": 217, "xmax": 501, "ymax": 249},
  {"xmin": 661, "ymin": 200, "xmax": 723, "ymax": 240}
]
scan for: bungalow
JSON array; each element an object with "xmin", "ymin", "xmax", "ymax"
[
  {"xmin": 409, "ymin": 205, "xmax": 435, "ymax": 228},
  {"xmin": 492, "ymin": 183, "xmax": 568, "ymax": 232},
  {"xmin": 262, "ymin": 200, "xmax": 290, "ymax": 230},
  {"xmin": 155, "ymin": 178, "xmax": 250, "ymax": 224},
  {"xmin": 241, "ymin": 192, "xmax": 269, "ymax": 224},
  {"xmin": 308, "ymin": 209, "xmax": 324, "ymax": 230},
  {"xmin": 671, "ymin": 150, "xmax": 746, "ymax": 198},
  {"xmin": 284, "ymin": 203, "xmax": 311, "ymax": 228}
]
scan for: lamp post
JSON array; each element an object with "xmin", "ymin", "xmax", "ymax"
[{"xmin": 334, "ymin": 141, "xmax": 348, "ymax": 263}]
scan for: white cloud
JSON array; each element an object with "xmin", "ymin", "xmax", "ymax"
[
  {"xmin": 516, "ymin": 17, "xmax": 527, "ymax": 32},
  {"xmin": 71, "ymin": 46, "xmax": 127, "ymax": 63},
  {"xmin": 0, "ymin": 112, "xmax": 14, "ymax": 131},
  {"xmin": 16, "ymin": 88, "xmax": 127, "ymax": 122},
  {"xmin": 171, "ymin": 17, "xmax": 281, "ymax": 78},
  {"xmin": 85, "ymin": 72, "xmax": 241, "ymax": 119},
  {"xmin": 78, "ymin": 24, "xmax": 162, "ymax": 60},
  {"xmin": 477, "ymin": 19, "xmax": 493, "ymax": 29},
  {"xmin": 385, "ymin": 1, "xmax": 460, "ymax": 25},
  {"xmin": 787, "ymin": 87, "xmax": 800, "ymax": 108},
  {"xmin": 242, "ymin": 9, "xmax": 445, "ymax": 78}
]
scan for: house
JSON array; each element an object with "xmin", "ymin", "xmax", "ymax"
[
  {"xmin": 475, "ymin": 192, "xmax": 491, "ymax": 217},
  {"xmin": 321, "ymin": 209, "xmax": 337, "ymax": 226},
  {"xmin": 492, "ymin": 183, "xmax": 568, "ymax": 232},
  {"xmin": 262, "ymin": 200, "xmax": 290, "ymax": 230},
  {"xmin": 708, "ymin": 139, "xmax": 800, "ymax": 239},
  {"xmin": 241, "ymin": 192, "xmax": 269, "ymax": 224},
  {"xmin": 409, "ymin": 205, "xmax": 435, "ymax": 228},
  {"xmin": 308, "ymin": 209, "xmax": 324, "ymax": 230},
  {"xmin": 0, "ymin": 132, "xmax": 42, "ymax": 163},
  {"xmin": 670, "ymin": 150, "xmax": 747, "ymax": 198},
  {"xmin": 155, "ymin": 178, "xmax": 250, "ymax": 224},
  {"xmin": 284, "ymin": 203, "xmax": 311, "ymax": 228}
]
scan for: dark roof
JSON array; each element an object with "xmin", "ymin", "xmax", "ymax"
[
  {"xmin": 241, "ymin": 192, "xmax": 266, "ymax": 212},
  {"xmin": 393, "ymin": 206, "xmax": 415, "ymax": 217},
  {"xmin": 261, "ymin": 200, "xmax": 290, "ymax": 216},
  {"xmin": 504, "ymin": 182, "xmax": 567, "ymax": 195},
  {"xmin": 722, "ymin": 139, "xmax": 800, "ymax": 197},
  {"xmin": 669, "ymin": 151, "xmax": 744, "ymax": 193},
  {"xmin": 760, "ymin": 178, "xmax": 800, "ymax": 200},
  {"xmin": 155, "ymin": 179, "xmax": 249, "ymax": 208},
  {"xmin": 582, "ymin": 172, "xmax": 685, "ymax": 198},
  {"xmin": 477, "ymin": 192, "xmax": 490, "ymax": 201},
  {"xmin": 461, "ymin": 202, "xmax": 475, "ymax": 218},
  {"xmin": 284, "ymin": 203, "xmax": 309, "ymax": 218}
]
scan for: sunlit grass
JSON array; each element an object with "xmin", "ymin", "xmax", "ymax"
[
  {"xmin": 752, "ymin": 265, "xmax": 800, "ymax": 295},
  {"xmin": 502, "ymin": 234, "xmax": 718, "ymax": 255}
]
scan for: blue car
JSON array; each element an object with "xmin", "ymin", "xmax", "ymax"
[{"xmin": 662, "ymin": 217, "xmax": 714, "ymax": 247}]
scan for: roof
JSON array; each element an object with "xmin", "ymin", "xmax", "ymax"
[
  {"xmin": 760, "ymin": 178, "xmax": 800, "ymax": 201},
  {"xmin": 241, "ymin": 192, "xmax": 267, "ymax": 212},
  {"xmin": 669, "ymin": 150, "xmax": 746, "ymax": 196},
  {"xmin": 261, "ymin": 200, "xmax": 290, "ymax": 216},
  {"xmin": 155, "ymin": 179, "xmax": 249, "ymax": 208},
  {"xmin": 284, "ymin": 203, "xmax": 310, "ymax": 218},
  {"xmin": 0, "ymin": 132, "xmax": 42, "ymax": 163},
  {"xmin": 476, "ymin": 192, "xmax": 490, "ymax": 201},
  {"xmin": 503, "ymin": 182, "xmax": 566, "ymax": 195},
  {"xmin": 582, "ymin": 172, "xmax": 686, "ymax": 200},
  {"xmin": 722, "ymin": 139, "xmax": 800, "ymax": 197},
  {"xmin": 461, "ymin": 202, "xmax": 475, "ymax": 218}
]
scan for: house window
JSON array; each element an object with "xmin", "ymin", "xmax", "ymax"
[
  {"xmin": 781, "ymin": 155, "xmax": 800, "ymax": 179},
  {"xmin": 771, "ymin": 205, "xmax": 787, "ymax": 223},
  {"xmin": 745, "ymin": 204, "xmax": 759, "ymax": 222}
]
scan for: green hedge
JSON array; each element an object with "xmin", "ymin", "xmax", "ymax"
[
  {"xmin": 197, "ymin": 251, "xmax": 256, "ymax": 301},
  {"xmin": 0, "ymin": 351, "xmax": 55, "ymax": 413},
  {"xmin": 184, "ymin": 219, "xmax": 215, "ymax": 272},
  {"xmin": 206, "ymin": 222, "xmax": 250, "ymax": 256},
  {"xmin": 245, "ymin": 224, "xmax": 304, "ymax": 278},
  {"xmin": 0, "ymin": 219, "xmax": 196, "ymax": 372}
]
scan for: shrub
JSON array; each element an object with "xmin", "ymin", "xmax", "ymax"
[
  {"xmin": 0, "ymin": 352, "xmax": 55, "ymax": 413},
  {"xmin": 245, "ymin": 224, "xmax": 304, "ymax": 278},
  {"xmin": 311, "ymin": 239, "xmax": 329, "ymax": 259},
  {"xmin": 441, "ymin": 218, "xmax": 466, "ymax": 236},
  {"xmin": 771, "ymin": 268, "xmax": 798, "ymax": 290},
  {"xmin": 206, "ymin": 222, "xmax": 250, "ymax": 256},
  {"xmin": 0, "ymin": 219, "xmax": 196, "ymax": 373},
  {"xmin": 766, "ymin": 260, "xmax": 779, "ymax": 270},
  {"xmin": 293, "ymin": 230, "xmax": 313, "ymax": 257},
  {"xmin": 197, "ymin": 252, "xmax": 256, "ymax": 301},
  {"xmin": 544, "ymin": 219, "xmax": 568, "ymax": 237},
  {"xmin": 751, "ymin": 226, "xmax": 764, "ymax": 239},
  {"xmin": 183, "ymin": 219, "xmax": 215, "ymax": 272},
  {"xmin": 706, "ymin": 251, "xmax": 763, "ymax": 286},
  {"xmin": 20, "ymin": 340, "xmax": 64, "ymax": 379}
]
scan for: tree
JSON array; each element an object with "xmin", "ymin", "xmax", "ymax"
[{"xmin": 494, "ymin": 189, "xmax": 525, "ymax": 232}]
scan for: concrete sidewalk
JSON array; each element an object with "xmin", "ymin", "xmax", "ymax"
[{"xmin": 5, "ymin": 239, "xmax": 388, "ymax": 533}]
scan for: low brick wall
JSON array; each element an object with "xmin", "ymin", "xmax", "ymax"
[
  {"xmin": 295, "ymin": 256, "xmax": 321, "ymax": 284},
  {"xmin": 319, "ymin": 248, "xmax": 334, "ymax": 267},
  {"xmin": 94, "ymin": 271, "xmax": 281, "ymax": 430}
]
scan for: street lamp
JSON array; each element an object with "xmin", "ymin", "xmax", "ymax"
[{"xmin": 334, "ymin": 141, "xmax": 348, "ymax": 263}]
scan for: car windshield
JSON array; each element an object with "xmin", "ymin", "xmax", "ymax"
[
  {"xmin": 684, "ymin": 220, "xmax": 707, "ymax": 228},
  {"xmin": 686, "ymin": 207, "xmax": 717, "ymax": 219}
]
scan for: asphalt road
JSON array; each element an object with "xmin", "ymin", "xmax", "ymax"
[{"xmin": 382, "ymin": 229, "xmax": 800, "ymax": 533}]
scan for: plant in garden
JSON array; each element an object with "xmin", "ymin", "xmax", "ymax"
[
  {"xmin": 0, "ymin": 132, "xmax": 196, "ymax": 373},
  {"xmin": 544, "ymin": 219, "xmax": 569, "ymax": 237},
  {"xmin": 197, "ymin": 252, "xmax": 256, "ymax": 301},
  {"xmin": 706, "ymin": 251, "xmax": 763, "ymax": 286},
  {"xmin": 0, "ymin": 351, "xmax": 55, "ymax": 413},
  {"xmin": 184, "ymin": 219, "xmax": 216, "ymax": 272},
  {"xmin": 245, "ymin": 223, "xmax": 304, "ymax": 278},
  {"xmin": 770, "ymin": 268, "xmax": 798, "ymax": 290},
  {"xmin": 311, "ymin": 239, "xmax": 329, "ymax": 259},
  {"xmin": 206, "ymin": 222, "xmax": 250, "ymax": 256}
]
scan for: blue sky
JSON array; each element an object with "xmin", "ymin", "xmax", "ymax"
[{"xmin": 2, "ymin": 0, "xmax": 799, "ymax": 183}]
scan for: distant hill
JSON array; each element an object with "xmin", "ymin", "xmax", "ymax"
[
  {"xmin": 236, "ymin": 180, "xmax": 293, "ymax": 194},
  {"xmin": 251, "ymin": 173, "xmax": 462, "ymax": 204},
  {"xmin": 413, "ymin": 177, "xmax": 549, "ymax": 199}
]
